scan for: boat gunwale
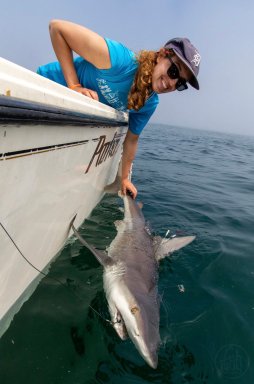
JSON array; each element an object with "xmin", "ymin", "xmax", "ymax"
[{"xmin": 0, "ymin": 95, "xmax": 129, "ymax": 127}]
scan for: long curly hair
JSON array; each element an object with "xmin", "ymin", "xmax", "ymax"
[{"xmin": 127, "ymin": 48, "xmax": 168, "ymax": 111}]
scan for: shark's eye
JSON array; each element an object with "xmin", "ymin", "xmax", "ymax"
[{"xmin": 131, "ymin": 306, "xmax": 139, "ymax": 315}]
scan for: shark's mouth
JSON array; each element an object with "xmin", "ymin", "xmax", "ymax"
[{"xmin": 112, "ymin": 310, "xmax": 128, "ymax": 340}]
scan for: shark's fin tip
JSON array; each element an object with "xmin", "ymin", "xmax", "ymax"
[{"xmin": 155, "ymin": 235, "xmax": 196, "ymax": 261}]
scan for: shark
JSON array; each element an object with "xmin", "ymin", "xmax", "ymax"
[{"xmin": 71, "ymin": 193, "xmax": 195, "ymax": 368}]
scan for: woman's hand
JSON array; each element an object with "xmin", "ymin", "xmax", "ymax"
[
  {"xmin": 121, "ymin": 130, "xmax": 139, "ymax": 199},
  {"xmin": 121, "ymin": 178, "xmax": 137, "ymax": 199},
  {"xmin": 73, "ymin": 86, "xmax": 99, "ymax": 101}
]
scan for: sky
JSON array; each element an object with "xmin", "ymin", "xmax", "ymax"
[{"xmin": 1, "ymin": 0, "xmax": 254, "ymax": 135}]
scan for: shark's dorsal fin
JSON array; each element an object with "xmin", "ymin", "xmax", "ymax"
[
  {"xmin": 154, "ymin": 236, "xmax": 196, "ymax": 261},
  {"xmin": 71, "ymin": 224, "xmax": 114, "ymax": 267},
  {"xmin": 104, "ymin": 175, "xmax": 121, "ymax": 194}
]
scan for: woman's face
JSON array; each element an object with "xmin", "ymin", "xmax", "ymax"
[{"xmin": 152, "ymin": 53, "xmax": 191, "ymax": 94}]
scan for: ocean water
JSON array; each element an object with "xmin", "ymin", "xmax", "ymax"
[{"xmin": 1, "ymin": 123, "xmax": 254, "ymax": 383}]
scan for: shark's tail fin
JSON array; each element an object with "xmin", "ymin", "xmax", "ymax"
[{"xmin": 154, "ymin": 236, "xmax": 196, "ymax": 261}]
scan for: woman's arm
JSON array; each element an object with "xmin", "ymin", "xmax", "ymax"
[
  {"xmin": 49, "ymin": 19, "xmax": 111, "ymax": 99},
  {"xmin": 121, "ymin": 130, "xmax": 139, "ymax": 198}
]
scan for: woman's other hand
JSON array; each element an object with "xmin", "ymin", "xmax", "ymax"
[{"xmin": 72, "ymin": 86, "xmax": 99, "ymax": 101}]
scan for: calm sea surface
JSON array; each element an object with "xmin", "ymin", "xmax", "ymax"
[{"xmin": 1, "ymin": 124, "xmax": 254, "ymax": 383}]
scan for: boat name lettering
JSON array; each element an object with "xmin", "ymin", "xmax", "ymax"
[{"xmin": 85, "ymin": 133, "xmax": 121, "ymax": 173}]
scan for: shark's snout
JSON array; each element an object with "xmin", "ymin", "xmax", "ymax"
[
  {"xmin": 146, "ymin": 352, "xmax": 158, "ymax": 369},
  {"xmin": 127, "ymin": 311, "xmax": 159, "ymax": 369},
  {"xmin": 136, "ymin": 339, "xmax": 158, "ymax": 369}
]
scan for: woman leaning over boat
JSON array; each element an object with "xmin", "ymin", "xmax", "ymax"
[{"xmin": 37, "ymin": 20, "xmax": 201, "ymax": 198}]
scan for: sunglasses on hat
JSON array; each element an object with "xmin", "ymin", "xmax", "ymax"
[{"xmin": 167, "ymin": 56, "xmax": 188, "ymax": 91}]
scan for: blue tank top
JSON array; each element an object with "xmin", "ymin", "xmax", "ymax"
[{"xmin": 37, "ymin": 38, "xmax": 159, "ymax": 135}]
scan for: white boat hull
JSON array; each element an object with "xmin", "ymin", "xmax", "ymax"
[{"xmin": 0, "ymin": 57, "xmax": 128, "ymax": 337}]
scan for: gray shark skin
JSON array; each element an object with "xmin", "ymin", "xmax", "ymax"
[{"xmin": 72, "ymin": 194, "xmax": 195, "ymax": 368}]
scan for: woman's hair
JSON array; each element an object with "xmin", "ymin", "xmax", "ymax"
[{"xmin": 127, "ymin": 48, "xmax": 166, "ymax": 111}]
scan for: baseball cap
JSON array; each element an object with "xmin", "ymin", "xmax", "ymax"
[{"xmin": 164, "ymin": 38, "xmax": 201, "ymax": 90}]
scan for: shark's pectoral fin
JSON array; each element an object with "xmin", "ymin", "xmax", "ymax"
[
  {"xmin": 154, "ymin": 236, "xmax": 196, "ymax": 261},
  {"xmin": 71, "ymin": 224, "xmax": 114, "ymax": 267}
]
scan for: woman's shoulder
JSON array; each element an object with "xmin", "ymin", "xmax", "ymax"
[
  {"xmin": 103, "ymin": 38, "xmax": 137, "ymax": 74},
  {"xmin": 142, "ymin": 92, "xmax": 159, "ymax": 111},
  {"xmin": 128, "ymin": 93, "xmax": 159, "ymax": 135}
]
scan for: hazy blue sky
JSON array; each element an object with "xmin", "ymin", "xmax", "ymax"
[{"xmin": 1, "ymin": 0, "xmax": 253, "ymax": 135}]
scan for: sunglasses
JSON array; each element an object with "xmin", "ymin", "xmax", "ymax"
[{"xmin": 167, "ymin": 56, "xmax": 188, "ymax": 91}]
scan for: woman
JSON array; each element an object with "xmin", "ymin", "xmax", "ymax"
[{"xmin": 37, "ymin": 20, "xmax": 201, "ymax": 198}]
